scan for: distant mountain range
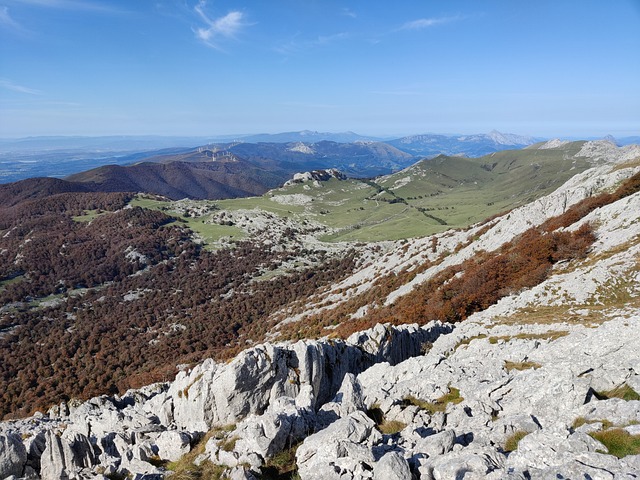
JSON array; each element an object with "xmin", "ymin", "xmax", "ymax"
[
  {"xmin": 0, "ymin": 140, "xmax": 414, "ymax": 202},
  {"xmin": 66, "ymin": 157, "xmax": 289, "ymax": 200},
  {"xmin": 1, "ymin": 131, "xmax": 638, "ymax": 194},
  {"xmin": 387, "ymin": 130, "xmax": 542, "ymax": 157},
  {"xmin": 205, "ymin": 140, "xmax": 415, "ymax": 178},
  {"xmin": 237, "ymin": 130, "xmax": 379, "ymax": 143}
]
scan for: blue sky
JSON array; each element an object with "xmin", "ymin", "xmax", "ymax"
[{"xmin": 0, "ymin": 0, "xmax": 639, "ymax": 138}]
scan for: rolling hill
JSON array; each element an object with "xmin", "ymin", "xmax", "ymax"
[
  {"xmin": 203, "ymin": 140, "xmax": 597, "ymax": 242},
  {"xmin": 66, "ymin": 157, "xmax": 289, "ymax": 200}
]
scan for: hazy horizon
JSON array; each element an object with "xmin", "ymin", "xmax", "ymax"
[{"xmin": 0, "ymin": 129, "xmax": 638, "ymax": 144}]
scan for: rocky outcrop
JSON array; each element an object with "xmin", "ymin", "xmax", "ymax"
[
  {"xmin": 284, "ymin": 168, "xmax": 347, "ymax": 186},
  {"xmin": 2, "ymin": 309, "xmax": 640, "ymax": 480},
  {"xmin": 296, "ymin": 411, "xmax": 381, "ymax": 480},
  {"xmin": 0, "ymin": 321, "xmax": 451, "ymax": 479},
  {"xmin": 40, "ymin": 429, "xmax": 96, "ymax": 480},
  {"xmin": 159, "ymin": 321, "xmax": 451, "ymax": 432}
]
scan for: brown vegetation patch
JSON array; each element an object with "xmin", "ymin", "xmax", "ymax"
[
  {"xmin": 0, "ymin": 190, "xmax": 358, "ymax": 419},
  {"xmin": 404, "ymin": 387, "xmax": 463, "ymax": 414},
  {"xmin": 279, "ymin": 172, "xmax": 640, "ymax": 342},
  {"xmin": 504, "ymin": 430, "xmax": 528, "ymax": 452},
  {"xmin": 504, "ymin": 360, "xmax": 542, "ymax": 372}
]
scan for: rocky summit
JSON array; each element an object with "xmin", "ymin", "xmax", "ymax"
[{"xmin": 1, "ymin": 140, "xmax": 640, "ymax": 480}]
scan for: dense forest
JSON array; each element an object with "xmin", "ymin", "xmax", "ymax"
[{"xmin": 0, "ymin": 192, "xmax": 357, "ymax": 419}]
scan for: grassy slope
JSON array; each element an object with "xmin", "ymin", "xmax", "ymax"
[
  {"xmin": 130, "ymin": 196, "xmax": 245, "ymax": 247},
  {"xmin": 128, "ymin": 143, "xmax": 593, "ymax": 243}
]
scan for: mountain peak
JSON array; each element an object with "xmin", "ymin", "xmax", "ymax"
[{"xmin": 487, "ymin": 129, "xmax": 535, "ymax": 145}]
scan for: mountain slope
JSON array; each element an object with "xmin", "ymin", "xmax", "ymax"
[
  {"xmin": 0, "ymin": 177, "xmax": 93, "ymax": 207},
  {"xmin": 0, "ymin": 142, "xmax": 639, "ymax": 480},
  {"xmin": 204, "ymin": 141, "xmax": 605, "ymax": 243},
  {"xmin": 0, "ymin": 143, "xmax": 629, "ymax": 423},
  {"xmin": 66, "ymin": 158, "xmax": 288, "ymax": 200}
]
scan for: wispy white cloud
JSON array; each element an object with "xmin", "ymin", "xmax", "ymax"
[
  {"xmin": 316, "ymin": 32, "xmax": 349, "ymax": 45},
  {"xmin": 342, "ymin": 8, "xmax": 356, "ymax": 18},
  {"xmin": 193, "ymin": 0, "xmax": 248, "ymax": 50},
  {"xmin": 401, "ymin": 16, "xmax": 461, "ymax": 30},
  {"xmin": 0, "ymin": 78, "xmax": 43, "ymax": 95},
  {"xmin": 275, "ymin": 32, "xmax": 350, "ymax": 56},
  {"xmin": 0, "ymin": 5, "xmax": 22, "ymax": 30}
]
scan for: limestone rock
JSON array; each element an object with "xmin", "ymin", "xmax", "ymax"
[
  {"xmin": 154, "ymin": 430, "xmax": 192, "ymax": 462},
  {"xmin": 373, "ymin": 451, "xmax": 411, "ymax": 480},
  {"xmin": 576, "ymin": 398, "xmax": 640, "ymax": 426},
  {"xmin": 506, "ymin": 429, "xmax": 603, "ymax": 471},
  {"xmin": 234, "ymin": 396, "xmax": 314, "ymax": 460},
  {"xmin": 0, "ymin": 433, "xmax": 27, "ymax": 479},
  {"xmin": 318, "ymin": 372, "xmax": 366, "ymax": 424},
  {"xmin": 296, "ymin": 411, "xmax": 381, "ymax": 480},
  {"xmin": 40, "ymin": 429, "xmax": 96, "ymax": 480},
  {"xmin": 425, "ymin": 446, "xmax": 505, "ymax": 480},
  {"xmin": 414, "ymin": 429, "xmax": 456, "ymax": 458}
]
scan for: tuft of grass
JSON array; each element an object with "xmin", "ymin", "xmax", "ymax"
[
  {"xmin": 378, "ymin": 420, "xmax": 407, "ymax": 435},
  {"xmin": 488, "ymin": 331, "xmax": 569, "ymax": 344},
  {"xmin": 166, "ymin": 460, "xmax": 227, "ymax": 480},
  {"xmin": 365, "ymin": 405, "xmax": 406, "ymax": 435},
  {"xmin": 219, "ymin": 435, "xmax": 238, "ymax": 452},
  {"xmin": 590, "ymin": 429, "xmax": 640, "ymax": 458},
  {"xmin": 453, "ymin": 334, "xmax": 487, "ymax": 351},
  {"xmin": 504, "ymin": 430, "xmax": 528, "ymax": 452},
  {"xmin": 261, "ymin": 442, "xmax": 302, "ymax": 480},
  {"xmin": 504, "ymin": 360, "xmax": 542, "ymax": 372},
  {"xmin": 572, "ymin": 417, "xmax": 614, "ymax": 430},
  {"xmin": 164, "ymin": 425, "xmax": 238, "ymax": 480},
  {"xmin": 596, "ymin": 385, "xmax": 640, "ymax": 401},
  {"xmin": 404, "ymin": 387, "xmax": 463, "ymax": 414}
]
